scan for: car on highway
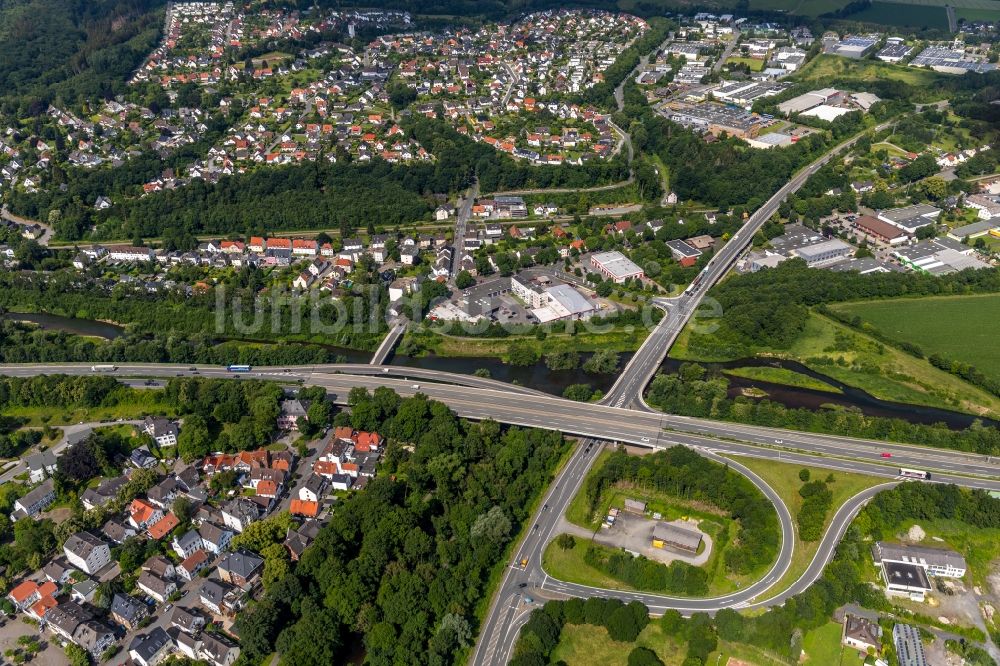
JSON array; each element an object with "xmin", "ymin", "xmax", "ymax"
[
  {"xmin": 519, "ymin": 558, "xmax": 528, "ymax": 569},
  {"xmin": 518, "ymin": 583, "xmax": 527, "ymax": 588},
  {"xmin": 774, "ymin": 439, "xmax": 783, "ymax": 444},
  {"xmin": 881, "ymin": 452, "xmax": 892, "ymax": 458},
  {"xmin": 640, "ymin": 437, "xmax": 650, "ymax": 443}
]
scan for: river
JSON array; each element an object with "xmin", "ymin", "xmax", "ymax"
[
  {"xmin": 3, "ymin": 312, "xmax": 125, "ymax": 339},
  {"xmin": 7, "ymin": 311, "xmax": 993, "ymax": 430}
]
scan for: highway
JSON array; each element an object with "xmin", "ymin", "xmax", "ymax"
[
  {"xmin": 4, "ymin": 363, "xmax": 998, "ymax": 482},
  {"xmin": 602, "ymin": 121, "xmax": 895, "ymax": 410}
]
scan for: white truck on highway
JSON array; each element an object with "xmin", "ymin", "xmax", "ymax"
[{"xmin": 90, "ymin": 365, "xmax": 118, "ymax": 372}]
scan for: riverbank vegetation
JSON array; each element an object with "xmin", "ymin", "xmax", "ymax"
[
  {"xmin": 671, "ymin": 261, "xmax": 1000, "ymax": 418},
  {"xmin": 648, "ymin": 362, "xmax": 1000, "ymax": 455},
  {"xmin": 722, "ymin": 366, "xmax": 842, "ymax": 394},
  {"xmin": 0, "ymin": 271, "xmax": 389, "ymax": 352}
]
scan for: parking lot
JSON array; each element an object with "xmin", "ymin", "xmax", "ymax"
[{"xmin": 593, "ymin": 513, "xmax": 712, "ymax": 566}]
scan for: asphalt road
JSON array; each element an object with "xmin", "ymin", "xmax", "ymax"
[{"xmin": 603, "ymin": 120, "xmax": 896, "ymax": 409}]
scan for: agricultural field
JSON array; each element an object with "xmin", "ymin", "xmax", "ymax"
[
  {"xmin": 831, "ymin": 293, "xmax": 1000, "ymax": 382},
  {"xmin": 849, "ymin": 1, "xmax": 949, "ymax": 29},
  {"xmin": 957, "ymin": 7, "xmax": 1000, "ymax": 21}
]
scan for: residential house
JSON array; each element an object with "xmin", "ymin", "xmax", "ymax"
[
  {"xmin": 198, "ymin": 522, "xmax": 232, "ymax": 555},
  {"xmin": 81, "ymin": 477, "xmax": 127, "ymax": 511},
  {"xmin": 25, "ymin": 450, "xmax": 58, "ymax": 484},
  {"xmin": 277, "ymin": 399, "xmax": 310, "ymax": 430},
  {"xmin": 199, "ymin": 580, "xmax": 241, "ymax": 616},
  {"xmin": 63, "ymin": 532, "xmax": 111, "ymax": 575},
  {"xmin": 842, "ymin": 614, "xmax": 881, "ymax": 655},
  {"xmin": 71, "ymin": 579, "xmax": 97, "ymax": 604},
  {"xmin": 299, "ymin": 474, "xmax": 327, "ymax": 503},
  {"xmin": 143, "ymin": 417, "xmax": 179, "ymax": 447},
  {"xmin": 129, "ymin": 627, "xmax": 173, "ymax": 666},
  {"xmin": 178, "ymin": 550, "xmax": 209, "ymax": 581},
  {"xmin": 42, "ymin": 559, "xmax": 73, "ymax": 585},
  {"xmin": 7, "ymin": 580, "xmax": 57, "ymax": 612},
  {"xmin": 72, "ymin": 619, "xmax": 116, "ymax": 657},
  {"xmin": 142, "ymin": 555, "xmax": 176, "ymax": 580},
  {"xmin": 289, "ymin": 499, "xmax": 320, "ymax": 518},
  {"xmin": 221, "ymin": 498, "xmax": 259, "ymax": 533},
  {"xmin": 46, "ymin": 601, "xmax": 91, "ymax": 644},
  {"xmin": 12, "ymin": 479, "xmax": 56, "ymax": 520},
  {"xmin": 147, "ymin": 477, "xmax": 178, "ymax": 508},
  {"xmin": 170, "ymin": 606, "xmax": 206, "ymax": 635},
  {"xmin": 102, "ymin": 518, "xmax": 136, "ymax": 544},
  {"xmin": 173, "ymin": 530, "xmax": 204, "ymax": 559},
  {"xmin": 284, "ymin": 521, "xmax": 321, "ymax": 561},
  {"xmin": 147, "ymin": 512, "xmax": 180, "ymax": 540},
  {"xmin": 217, "ymin": 551, "xmax": 264, "ymax": 589},
  {"xmin": 200, "ymin": 632, "xmax": 241, "ymax": 666},
  {"xmin": 110, "ymin": 593, "xmax": 148, "ymax": 631},
  {"xmin": 129, "ymin": 499, "xmax": 164, "ymax": 530},
  {"xmin": 137, "ymin": 571, "xmax": 176, "ymax": 603}
]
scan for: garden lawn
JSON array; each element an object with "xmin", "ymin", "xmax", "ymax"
[
  {"xmin": 552, "ymin": 622, "xmax": 796, "ymax": 665},
  {"xmin": 405, "ymin": 325, "xmax": 649, "ymax": 358},
  {"xmin": 730, "ymin": 456, "xmax": 888, "ymax": 603},
  {"xmin": 801, "ymin": 621, "xmax": 867, "ymax": 665},
  {"xmin": 831, "ymin": 294, "xmax": 1000, "ymax": 383}
]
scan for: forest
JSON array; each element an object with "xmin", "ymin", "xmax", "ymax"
[
  {"xmin": 584, "ymin": 447, "xmax": 779, "ymax": 576},
  {"xmin": 232, "ymin": 387, "xmax": 568, "ymax": 665},
  {"xmin": 513, "ymin": 482, "xmax": 1000, "ymax": 666},
  {"xmin": 646, "ymin": 363, "xmax": 1000, "ymax": 455},
  {"xmin": 0, "ymin": 0, "xmax": 164, "ymax": 111}
]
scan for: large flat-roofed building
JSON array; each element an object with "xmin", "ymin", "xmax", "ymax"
[
  {"xmin": 877, "ymin": 43, "xmax": 913, "ymax": 63},
  {"xmin": 793, "ymin": 238, "xmax": 854, "ymax": 266},
  {"xmin": 827, "ymin": 35, "xmax": 879, "ymax": 59},
  {"xmin": 769, "ymin": 225, "xmax": 854, "ymax": 267},
  {"xmin": 893, "ymin": 623, "xmax": 928, "ymax": 666},
  {"xmin": 881, "ymin": 560, "xmax": 932, "ymax": 600},
  {"xmin": 873, "ymin": 541, "xmax": 967, "ymax": 578},
  {"xmin": 651, "ymin": 522, "xmax": 703, "ymax": 553},
  {"xmin": 591, "ymin": 251, "xmax": 644, "ymax": 283},
  {"xmin": 891, "ymin": 239, "xmax": 989, "ymax": 275},
  {"xmin": 777, "ymin": 88, "xmax": 840, "ymax": 116},
  {"xmin": 666, "ymin": 102, "xmax": 765, "ymax": 139},
  {"xmin": 852, "ymin": 215, "xmax": 909, "ymax": 245},
  {"xmin": 910, "ymin": 46, "xmax": 996, "ymax": 74},
  {"xmin": 877, "ymin": 204, "xmax": 940, "ymax": 235}
]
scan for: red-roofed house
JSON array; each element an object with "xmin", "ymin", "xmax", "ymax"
[
  {"xmin": 129, "ymin": 499, "xmax": 163, "ymax": 530},
  {"xmin": 147, "ymin": 512, "xmax": 179, "ymax": 540},
  {"xmin": 290, "ymin": 500, "xmax": 320, "ymax": 517}
]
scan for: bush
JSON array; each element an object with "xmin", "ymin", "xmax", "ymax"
[
  {"xmin": 583, "ymin": 349, "xmax": 620, "ymax": 374},
  {"xmin": 628, "ymin": 647, "xmax": 664, "ymax": 666},
  {"xmin": 563, "ymin": 384, "xmax": 596, "ymax": 402}
]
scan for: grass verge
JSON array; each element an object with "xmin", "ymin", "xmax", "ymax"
[
  {"xmin": 723, "ymin": 366, "xmax": 842, "ymax": 394},
  {"xmin": 728, "ymin": 455, "xmax": 887, "ymax": 603}
]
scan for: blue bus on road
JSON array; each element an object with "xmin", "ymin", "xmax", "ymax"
[{"xmin": 226, "ymin": 365, "xmax": 252, "ymax": 373}]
